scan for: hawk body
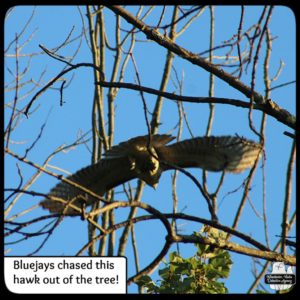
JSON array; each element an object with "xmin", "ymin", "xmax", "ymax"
[{"xmin": 40, "ymin": 134, "xmax": 261, "ymax": 214}]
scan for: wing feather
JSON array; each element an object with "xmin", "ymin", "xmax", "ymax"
[
  {"xmin": 104, "ymin": 134, "xmax": 175, "ymax": 158},
  {"xmin": 158, "ymin": 136, "xmax": 262, "ymax": 173},
  {"xmin": 40, "ymin": 157, "xmax": 136, "ymax": 214}
]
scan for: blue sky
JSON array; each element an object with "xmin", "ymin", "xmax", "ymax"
[{"xmin": 4, "ymin": 6, "xmax": 296, "ymax": 294}]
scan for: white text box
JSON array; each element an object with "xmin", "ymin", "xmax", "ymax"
[{"xmin": 5, "ymin": 257, "xmax": 127, "ymax": 294}]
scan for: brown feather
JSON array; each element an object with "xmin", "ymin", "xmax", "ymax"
[
  {"xmin": 40, "ymin": 157, "xmax": 136, "ymax": 214},
  {"xmin": 158, "ymin": 135, "xmax": 262, "ymax": 173}
]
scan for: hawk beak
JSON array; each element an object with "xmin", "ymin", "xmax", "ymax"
[{"xmin": 151, "ymin": 183, "xmax": 158, "ymax": 190}]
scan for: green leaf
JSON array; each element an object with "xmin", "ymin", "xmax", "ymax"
[
  {"xmin": 256, "ymin": 289, "xmax": 269, "ymax": 294},
  {"xmin": 159, "ymin": 267, "xmax": 171, "ymax": 280},
  {"xmin": 135, "ymin": 275, "xmax": 153, "ymax": 286}
]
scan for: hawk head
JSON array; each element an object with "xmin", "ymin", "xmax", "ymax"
[{"xmin": 128, "ymin": 146, "xmax": 161, "ymax": 188}]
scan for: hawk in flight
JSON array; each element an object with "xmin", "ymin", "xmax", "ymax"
[{"xmin": 40, "ymin": 134, "xmax": 262, "ymax": 214}]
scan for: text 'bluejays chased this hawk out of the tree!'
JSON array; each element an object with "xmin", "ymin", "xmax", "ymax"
[{"xmin": 40, "ymin": 134, "xmax": 262, "ymax": 214}]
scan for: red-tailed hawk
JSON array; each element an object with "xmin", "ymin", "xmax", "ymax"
[{"xmin": 40, "ymin": 134, "xmax": 262, "ymax": 214}]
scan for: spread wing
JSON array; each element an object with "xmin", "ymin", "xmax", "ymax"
[
  {"xmin": 40, "ymin": 134, "xmax": 261, "ymax": 214},
  {"xmin": 157, "ymin": 136, "xmax": 262, "ymax": 173},
  {"xmin": 40, "ymin": 157, "xmax": 137, "ymax": 214}
]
